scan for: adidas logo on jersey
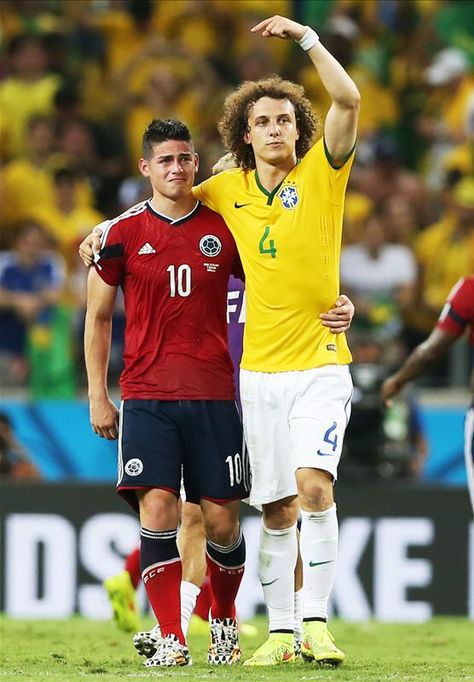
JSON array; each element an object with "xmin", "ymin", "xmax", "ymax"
[{"xmin": 138, "ymin": 242, "xmax": 156, "ymax": 255}]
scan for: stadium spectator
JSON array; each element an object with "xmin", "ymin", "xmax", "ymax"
[
  {"xmin": 52, "ymin": 86, "xmax": 127, "ymax": 214},
  {"xmin": 0, "ymin": 412, "xmax": 41, "ymax": 480},
  {"xmin": 29, "ymin": 167, "xmax": 104, "ymax": 270},
  {"xmin": 0, "ymin": 34, "xmax": 61, "ymax": 159},
  {"xmin": 381, "ymin": 276, "xmax": 474, "ymax": 512},
  {"xmin": 0, "ymin": 222, "xmax": 65, "ymax": 388},
  {"xmin": 409, "ymin": 177, "xmax": 474, "ymax": 347},
  {"xmin": 340, "ymin": 212, "xmax": 417, "ymax": 341},
  {"xmin": 418, "ymin": 47, "xmax": 472, "ymax": 190},
  {"xmin": 350, "ymin": 133, "xmax": 428, "ymax": 217},
  {"xmin": 383, "ymin": 195, "xmax": 421, "ymax": 247},
  {"xmin": 0, "ymin": 115, "xmax": 56, "ymax": 233}
]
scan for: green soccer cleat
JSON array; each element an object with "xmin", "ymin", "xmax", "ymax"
[
  {"xmin": 243, "ymin": 633, "xmax": 295, "ymax": 666},
  {"xmin": 301, "ymin": 621, "xmax": 345, "ymax": 667},
  {"xmin": 103, "ymin": 570, "xmax": 139, "ymax": 632}
]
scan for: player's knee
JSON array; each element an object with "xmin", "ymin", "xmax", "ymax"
[
  {"xmin": 262, "ymin": 495, "xmax": 299, "ymax": 529},
  {"xmin": 203, "ymin": 512, "xmax": 239, "ymax": 546},
  {"xmin": 138, "ymin": 488, "xmax": 179, "ymax": 527},
  {"xmin": 181, "ymin": 501, "xmax": 205, "ymax": 532},
  {"xmin": 297, "ymin": 470, "xmax": 333, "ymax": 510}
]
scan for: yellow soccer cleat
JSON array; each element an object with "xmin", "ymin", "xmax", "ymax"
[
  {"xmin": 301, "ymin": 621, "xmax": 345, "ymax": 667},
  {"xmin": 243, "ymin": 633, "xmax": 295, "ymax": 666},
  {"xmin": 103, "ymin": 570, "xmax": 139, "ymax": 632}
]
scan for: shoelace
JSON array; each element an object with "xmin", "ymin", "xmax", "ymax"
[{"xmin": 212, "ymin": 622, "xmax": 237, "ymax": 653}]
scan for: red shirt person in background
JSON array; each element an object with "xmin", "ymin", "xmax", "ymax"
[{"xmin": 382, "ymin": 276, "xmax": 474, "ymax": 512}]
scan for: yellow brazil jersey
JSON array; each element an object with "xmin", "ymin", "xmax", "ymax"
[{"xmin": 193, "ymin": 137, "xmax": 354, "ymax": 372}]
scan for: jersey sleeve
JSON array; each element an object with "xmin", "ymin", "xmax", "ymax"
[
  {"xmin": 193, "ymin": 173, "xmax": 232, "ymax": 214},
  {"xmin": 436, "ymin": 278, "xmax": 472, "ymax": 338},
  {"xmin": 93, "ymin": 220, "xmax": 125, "ymax": 286},
  {"xmin": 300, "ymin": 137, "xmax": 355, "ymax": 203}
]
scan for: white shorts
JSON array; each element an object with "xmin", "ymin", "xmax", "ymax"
[{"xmin": 240, "ymin": 364, "xmax": 352, "ymax": 507}]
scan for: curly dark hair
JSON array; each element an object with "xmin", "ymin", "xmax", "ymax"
[{"xmin": 218, "ymin": 76, "xmax": 320, "ymax": 170}]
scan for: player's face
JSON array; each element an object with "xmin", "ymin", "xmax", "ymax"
[
  {"xmin": 244, "ymin": 97, "xmax": 299, "ymax": 166},
  {"xmin": 139, "ymin": 140, "xmax": 198, "ymax": 200}
]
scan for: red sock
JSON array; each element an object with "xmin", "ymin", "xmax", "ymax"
[
  {"xmin": 143, "ymin": 559, "xmax": 185, "ymax": 644},
  {"xmin": 194, "ymin": 574, "xmax": 212, "ymax": 621},
  {"xmin": 206, "ymin": 555, "xmax": 243, "ymax": 620},
  {"xmin": 125, "ymin": 547, "xmax": 141, "ymax": 588}
]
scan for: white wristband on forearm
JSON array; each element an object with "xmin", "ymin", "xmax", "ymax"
[{"xmin": 296, "ymin": 26, "xmax": 319, "ymax": 51}]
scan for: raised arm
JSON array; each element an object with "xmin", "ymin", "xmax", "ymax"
[
  {"xmin": 84, "ymin": 269, "xmax": 119, "ymax": 439},
  {"xmin": 251, "ymin": 15, "xmax": 360, "ymax": 163}
]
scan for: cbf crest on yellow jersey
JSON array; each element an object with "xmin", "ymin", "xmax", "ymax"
[{"xmin": 193, "ymin": 138, "xmax": 354, "ymax": 372}]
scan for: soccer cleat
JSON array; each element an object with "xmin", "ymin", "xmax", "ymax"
[
  {"xmin": 242, "ymin": 633, "xmax": 295, "ymax": 666},
  {"xmin": 301, "ymin": 621, "xmax": 345, "ymax": 667},
  {"xmin": 207, "ymin": 617, "xmax": 241, "ymax": 665},
  {"xmin": 133, "ymin": 623, "xmax": 162, "ymax": 658},
  {"xmin": 144, "ymin": 633, "xmax": 191, "ymax": 667},
  {"xmin": 103, "ymin": 570, "xmax": 139, "ymax": 632}
]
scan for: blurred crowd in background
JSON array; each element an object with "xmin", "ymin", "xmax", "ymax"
[{"xmin": 0, "ymin": 0, "xmax": 473, "ymax": 481}]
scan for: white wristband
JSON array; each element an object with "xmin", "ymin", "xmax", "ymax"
[{"xmin": 296, "ymin": 26, "xmax": 319, "ymax": 51}]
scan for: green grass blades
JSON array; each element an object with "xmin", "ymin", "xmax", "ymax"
[{"xmin": 1, "ymin": 616, "xmax": 473, "ymax": 681}]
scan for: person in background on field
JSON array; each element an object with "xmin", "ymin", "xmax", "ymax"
[{"xmin": 381, "ymin": 276, "xmax": 474, "ymax": 513}]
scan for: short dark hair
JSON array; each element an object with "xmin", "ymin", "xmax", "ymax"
[{"xmin": 142, "ymin": 119, "xmax": 192, "ymax": 159}]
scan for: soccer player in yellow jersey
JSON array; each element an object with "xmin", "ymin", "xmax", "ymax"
[{"xmin": 193, "ymin": 15, "xmax": 360, "ymax": 667}]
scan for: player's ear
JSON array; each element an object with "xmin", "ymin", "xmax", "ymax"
[
  {"xmin": 244, "ymin": 129, "xmax": 251, "ymax": 144},
  {"xmin": 139, "ymin": 157, "xmax": 150, "ymax": 178},
  {"xmin": 194, "ymin": 153, "xmax": 199, "ymax": 172}
]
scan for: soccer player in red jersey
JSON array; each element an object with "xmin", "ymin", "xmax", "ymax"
[
  {"xmin": 84, "ymin": 119, "xmax": 250, "ymax": 667},
  {"xmin": 382, "ymin": 276, "xmax": 474, "ymax": 512}
]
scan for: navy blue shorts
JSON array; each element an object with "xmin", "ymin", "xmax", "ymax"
[{"xmin": 117, "ymin": 399, "xmax": 250, "ymax": 512}]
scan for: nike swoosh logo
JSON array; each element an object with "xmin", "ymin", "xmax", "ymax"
[
  {"xmin": 234, "ymin": 202, "xmax": 251, "ymax": 209},
  {"xmin": 309, "ymin": 560, "xmax": 334, "ymax": 567},
  {"xmin": 261, "ymin": 578, "xmax": 279, "ymax": 586},
  {"xmin": 316, "ymin": 450, "xmax": 335, "ymax": 456}
]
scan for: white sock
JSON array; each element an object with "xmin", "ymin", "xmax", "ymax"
[
  {"xmin": 299, "ymin": 505, "xmax": 338, "ymax": 619},
  {"xmin": 294, "ymin": 588, "xmax": 303, "ymax": 641},
  {"xmin": 180, "ymin": 580, "xmax": 200, "ymax": 635},
  {"xmin": 259, "ymin": 523, "xmax": 298, "ymax": 632}
]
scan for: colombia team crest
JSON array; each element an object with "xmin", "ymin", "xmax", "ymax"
[
  {"xmin": 199, "ymin": 234, "xmax": 222, "ymax": 257},
  {"xmin": 278, "ymin": 185, "xmax": 299, "ymax": 209}
]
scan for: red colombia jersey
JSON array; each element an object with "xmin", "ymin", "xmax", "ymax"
[
  {"xmin": 437, "ymin": 276, "xmax": 474, "ymax": 346},
  {"xmin": 94, "ymin": 200, "xmax": 242, "ymax": 400}
]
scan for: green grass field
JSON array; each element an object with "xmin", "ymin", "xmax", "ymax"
[{"xmin": 1, "ymin": 616, "xmax": 473, "ymax": 682}]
